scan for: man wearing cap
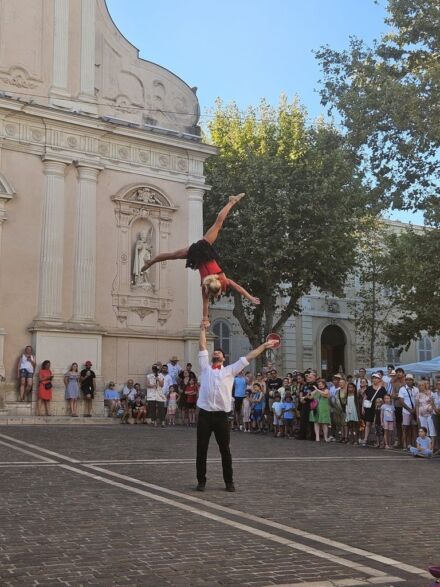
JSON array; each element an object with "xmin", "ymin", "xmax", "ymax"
[
  {"xmin": 167, "ymin": 355, "xmax": 182, "ymax": 385},
  {"xmin": 80, "ymin": 361, "xmax": 96, "ymax": 417},
  {"xmin": 196, "ymin": 321, "xmax": 277, "ymax": 492},
  {"xmin": 398, "ymin": 374, "xmax": 419, "ymax": 448}
]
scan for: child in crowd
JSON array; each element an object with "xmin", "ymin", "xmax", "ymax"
[
  {"xmin": 345, "ymin": 382, "xmax": 359, "ymax": 444},
  {"xmin": 242, "ymin": 390, "xmax": 252, "ymax": 432},
  {"xmin": 229, "ymin": 396, "xmax": 235, "ymax": 430},
  {"xmin": 167, "ymin": 384, "xmax": 179, "ymax": 426},
  {"xmin": 271, "ymin": 392, "xmax": 283, "ymax": 437},
  {"xmin": 119, "ymin": 397, "xmax": 130, "ymax": 424},
  {"xmin": 132, "ymin": 395, "xmax": 146, "ymax": 424},
  {"xmin": 380, "ymin": 394, "xmax": 395, "ymax": 449},
  {"xmin": 374, "ymin": 397, "xmax": 385, "ymax": 448},
  {"xmin": 408, "ymin": 427, "xmax": 433, "ymax": 458},
  {"xmin": 103, "ymin": 381, "xmax": 120, "ymax": 417},
  {"xmin": 250, "ymin": 383, "xmax": 265, "ymax": 433},
  {"xmin": 281, "ymin": 391, "xmax": 296, "ymax": 439}
]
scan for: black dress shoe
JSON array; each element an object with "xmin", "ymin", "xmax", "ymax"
[
  {"xmin": 225, "ymin": 483, "xmax": 235, "ymax": 492},
  {"xmin": 196, "ymin": 483, "xmax": 206, "ymax": 492}
]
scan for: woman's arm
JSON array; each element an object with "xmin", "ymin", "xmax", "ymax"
[
  {"xmin": 202, "ymin": 289, "xmax": 210, "ymax": 326},
  {"xmin": 226, "ymin": 278, "xmax": 260, "ymax": 305}
]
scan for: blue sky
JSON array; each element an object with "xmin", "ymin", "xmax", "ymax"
[{"xmin": 106, "ymin": 0, "xmax": 423, "ymax": 224}]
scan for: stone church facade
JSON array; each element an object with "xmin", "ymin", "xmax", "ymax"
[{"xmin": 0, "ymin": 0, "xmax": 215, "ymax": 415}]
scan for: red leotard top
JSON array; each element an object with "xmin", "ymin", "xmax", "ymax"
[{"xmin": 198, "ymin": 260, "xmax": 228, "ymax": 292}]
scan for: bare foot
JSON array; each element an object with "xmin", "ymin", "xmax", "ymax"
[
  {"xmin": 249, "ymin": 296, "xmax": 260, "ymax": 305},
  {"xmin": 141, "ymin": 261, "xmax": 152, "ymax": 273},
  {"xmin": 229, "ymin": 192, "xmax": 245, "ymax": 204}
]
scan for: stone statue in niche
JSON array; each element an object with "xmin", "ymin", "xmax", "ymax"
[
  {"xmin": 131, "ymin": 187, "xmax": 162, "ymax": 206},
  {"xmin": 132, "ymin": 229, "xmax": 153, "ymax": 287}
]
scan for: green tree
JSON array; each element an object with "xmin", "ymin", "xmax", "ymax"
[
  {"xmin": 204, "ymin": 97, "xmax": 371, "ymax": 348},
  {"xmin": 316, "ymin": 0, "xmax": 440, "ymax": 214},
  {"xmin": 316, "ymin": 0, "xmax": 440, "ymax": 347},
  {"xmin": 350, "ymin": 217, "xmax": 394, "ymax": 366},
  {"xmin": 381, "ymin": 226, "xmax": 440, "ymax": 348}
]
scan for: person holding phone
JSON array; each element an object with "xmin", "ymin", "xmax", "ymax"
[{"xmin": 309, "ymin": 378, "xmax": 331, "ymax": 442}]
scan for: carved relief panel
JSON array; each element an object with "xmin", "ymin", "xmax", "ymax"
[{"xmin": 111, "ymin": 185, "xmax": 176, "ymax": 325}]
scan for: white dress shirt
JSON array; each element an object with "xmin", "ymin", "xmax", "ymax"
[{"xmin": 197, "ymin": 350, "xmax": 249, "ymax": 412}]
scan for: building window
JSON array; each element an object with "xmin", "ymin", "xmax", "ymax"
[
  {"xmin": 418, "ymin": 335, "xmax": 432, "ymax": 362},
  {"xmin": 212, "ymin": 320, "xmax": 231, "ymax": 363},
  {"xmin": 386, "ymin": 346, "xmax": 401, "ymax": 365}
]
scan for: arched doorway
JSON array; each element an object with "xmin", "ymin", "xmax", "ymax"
[{"xmin": 321, "ymin": 325, "xmax": 346, "ymax": 378}]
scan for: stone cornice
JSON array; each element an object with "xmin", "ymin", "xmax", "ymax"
[{"xmin": 0, "ymin": 97, "xmax": 217, "ymax": 157}]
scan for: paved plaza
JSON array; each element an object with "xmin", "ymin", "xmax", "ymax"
[{"xmin": 0, "ymin": 425, "xmax": 438, "ymax": 587}]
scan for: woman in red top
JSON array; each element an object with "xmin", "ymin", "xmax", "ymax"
[
  {"xmin": 142, "ymin": 193, "xmax": 260, "ymax": 324},
  {"xmin": 37, "ymin": 360, "xmax": 53, "ymax": 416}
]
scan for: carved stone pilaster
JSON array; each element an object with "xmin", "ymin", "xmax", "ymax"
[
  {"xmin": 37, "ymin": 158, "xmax": 68, "ymax": 320},
  {"xmin": 72, "ymin": 164, "xmax": 101, "ymax": 322},
  {"xmin": 185, "ymin": 184, "xmax": 205, "ymax": 328},
  {"xmin": 79, "ymin": 0, "xmax": 97, "ymax": 106},
  {"xmin": 50, "ymin": 0, "xmax": 70, "ymax": 98}
]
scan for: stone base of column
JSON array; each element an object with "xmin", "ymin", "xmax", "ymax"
[{"xmin": 29, "ymin": 327, "xmax": 104, "ymax": 378}]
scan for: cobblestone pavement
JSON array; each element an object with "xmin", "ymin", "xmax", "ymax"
[{"xmin": 0, "ymin": 426, "xmax": 438, "ymax": 587}]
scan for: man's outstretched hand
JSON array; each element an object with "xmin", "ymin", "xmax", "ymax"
[
  {"xmin": 264, "ymin": 339, "xmax": 278, "ymax": 350},
  {"xmin": 201, "ymin": 319, "xmax": 211, "ymax": 329}
]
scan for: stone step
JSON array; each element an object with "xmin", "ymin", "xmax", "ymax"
[
  {"xmin": 5, "ymin": 401, "xmax": 33, "ymax": 416},
  {"xmin": 0, "ymin": 416, "xmax": 120, "ymax": 425}
]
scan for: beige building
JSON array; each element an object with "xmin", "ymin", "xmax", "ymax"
[{"xmin": 0, "ymin": 0, "xmax": 215, "ymax": 415}]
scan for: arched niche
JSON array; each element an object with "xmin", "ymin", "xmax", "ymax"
[{"xmin": 111, "ymin": 185, "xmax": 177, "ymax": 325}]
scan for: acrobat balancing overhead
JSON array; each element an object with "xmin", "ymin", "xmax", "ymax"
[{"xmin": 141, "ymin": 193, "xmax": 260, "ymax": 325}]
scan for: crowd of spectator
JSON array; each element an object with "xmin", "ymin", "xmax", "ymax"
[{"xmin": 15, "ymin": 346, "xmax": 440, "ymax": 458}]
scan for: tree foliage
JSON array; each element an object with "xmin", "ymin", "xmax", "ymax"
[
  {"xmin": 382, "ymin": 226, "xmax": 440, "ymax": 347},
  {"xmin": 350, "ymin": 216, "xmax": 394, "ymax": 366},
  {"xmin": 316, "ymin": 0, "xmax": 440, "ymax": 215},
  {"xmin": 316, "ymin": 0, "xmax": 440, "ymax": 347},
  {"xmin": 204, "ymin": 97, "xmax": 370, "ymax": 348}
]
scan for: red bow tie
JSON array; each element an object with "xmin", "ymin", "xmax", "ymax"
[{"xmin": 211, "ymin": 364, "xmax": 222, "ymax": 370}]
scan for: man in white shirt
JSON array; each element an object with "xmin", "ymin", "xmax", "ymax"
[
  {"xmin": 355, "ymin": 367, "xmax": 370, "ymax": 391},
  {"xmin": 166, "ymin": 355, "xmax": 182, "ymax": 385},
  {"xmin": 196, "ymin": 321, "xmax": 277, "ymax": 492},
  {"xmin": 157, "ymin": 365, "xmax": 174, "ymax": 427},
  {"xmin": 398, "ymin": 373, "xmax": 419, "ymax": 448},
  {"xmin": 145, "ymin": 364, "xmax": 164, "ymax": 425},
  {"xmin": 122, "ymin": 379, "xmax": 137, "ymax": 403}
]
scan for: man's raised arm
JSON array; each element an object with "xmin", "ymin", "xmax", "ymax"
[
  {"xmin": 246, "ymin": 339, "xmax": 277, "ymax": 363},
  {"xmin": 199, "ymin": 321, "xmax": 208, "ymax": 351}
]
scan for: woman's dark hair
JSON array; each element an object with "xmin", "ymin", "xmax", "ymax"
[
  {"xmin": 41, "ymin": 360, "xmax": 51, "ymax": 369},
  {"xmin": 347, "ymin": 382, "xmax": 356, "ymax": 394}
]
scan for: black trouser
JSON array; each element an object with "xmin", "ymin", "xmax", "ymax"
[
  {"xmin": 298, "ymin": 405, "xmax": 313, "ymax": 439},
  {"xmin": 156, "ymin": 402, "xmax": 166, "ymax": 423},
  {"xmin": 196, "ymin": 409, "xmax": 233, "ymax": 485}
]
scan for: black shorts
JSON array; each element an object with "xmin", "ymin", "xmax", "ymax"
[
  {"xmin": 234, "ymin": 397, "xmax": 244, "ymax": 412},
  {"xmin": 186, "ymin": 239, "xmax": 222, "ymax": 271},
  {"xmin": 82, "ymin": 388, "xmax": 94, "ymax": 399}
]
